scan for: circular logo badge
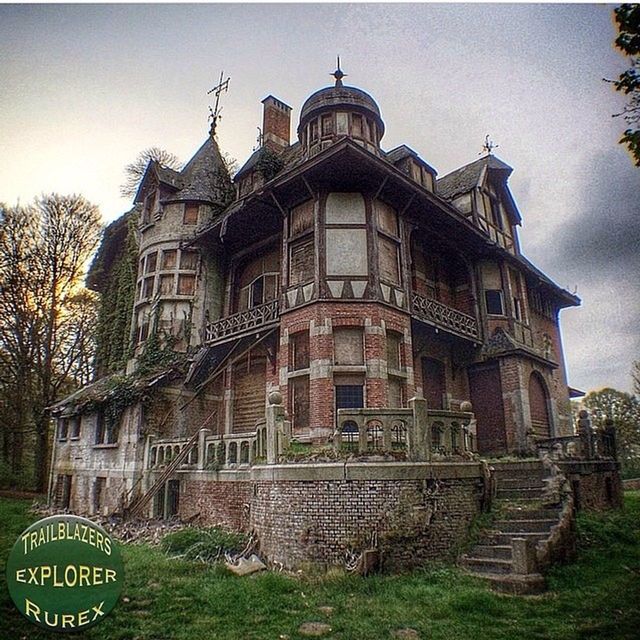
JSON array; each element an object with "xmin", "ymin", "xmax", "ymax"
[{"xmin": 6, "ymin": 515, "xmax": 124, "ymax": 632}]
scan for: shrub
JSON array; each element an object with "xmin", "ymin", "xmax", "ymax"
[{"xmin": 161, "ymin": 526, "xmax": 247, "ymax": 563}]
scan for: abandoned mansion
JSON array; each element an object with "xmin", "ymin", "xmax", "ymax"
[{"xmin": 50, "ymin": 68, "xmax": 620, "ymax": 582}]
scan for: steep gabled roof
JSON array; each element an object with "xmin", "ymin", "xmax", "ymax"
[
  {"xmin": 385, "ymin": 145, "xmax": 437, "ymax": 176},
  {"xmin": 133, "ymin": 160, "xmax": 183, "ymax": 204},
  {"xmin": 436, "ymin": 155, "xmax": 512, "ymax": 200}
]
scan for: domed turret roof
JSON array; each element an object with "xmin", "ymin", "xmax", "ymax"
[{"xmin": 298, "ymin": 65, "xmax": 385, "ymax": 137}]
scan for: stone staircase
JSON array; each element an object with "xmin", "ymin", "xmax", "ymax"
[{"xmin": 460, "ymin": 460, "xmax": 571, "ymax": 594}]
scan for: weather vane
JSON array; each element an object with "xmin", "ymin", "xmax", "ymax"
[
  {"xmin": 480, "ymin": 134, "xmax": 499, "ymax": 156},
  {"xmin": 207, "ymin": 70, "xmax": 231, "ymax": 137},
  {"xmin": 253, "ymin": 127, "xmax": 263, "ymax": 152},
  {"xmin": 332, "ymin": 55, "xmax": 346, "ymax": 87}
]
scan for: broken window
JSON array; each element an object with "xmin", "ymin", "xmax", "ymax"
[
  {"xmin": 321, "ymin": 114, "xmax": 333, "ymax": 137},
  {"xmin": 142, "ymin": 277, "xmax": 154, "ymax": 299},
  {"xmin": 95, "ymin": 411, "xmax": 118, "ymax": 445},
  {"xmin": 485, "ymin": 289, "xmax": 505, "ymax": 315},
  {"xmin": 352, "ymin": 113, "xmax": 363, "ymax": 138}
]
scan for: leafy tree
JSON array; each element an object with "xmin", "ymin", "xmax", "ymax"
[
  {"xmin": 0, "ymin": 195, "xmax": 102, "ymax": 490},
  {"xmin": 120, "ymin": 147, "xmax": 182, "ymax": 198},
  {"xmin": 611, "ymin": 4, "xmax": 640, "ymax": 166},
  {"xmin": 583, "ymin": 388, "xmax": 640, "ymax": 469}
]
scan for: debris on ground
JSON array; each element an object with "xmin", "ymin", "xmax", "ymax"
[
  {"xmin": 224, "ymin": 553, "xmax": 267, "ymax": 576},
  {"xmin": 297, "ymin": 622, "xmax": 332, "ymax": 636}
]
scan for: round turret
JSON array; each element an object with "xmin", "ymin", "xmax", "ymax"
[{"xmin": 297, "ymin": 65, "xmax": 385, "ymax": 156}]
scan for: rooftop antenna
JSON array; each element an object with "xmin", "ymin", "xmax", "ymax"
[
  {"xmin": 480, "ymin": 134, "xmax": 499, "ymax": 156},
  {"xmin": 332, "ymin": 55, "xmax": 346, "ymax": 87},
  {"xmin": 207, "ymin": 70, "xmax": 231, "ymax": 137}
]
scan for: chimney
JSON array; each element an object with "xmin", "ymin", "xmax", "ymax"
[{"xmin": 261, "ymin": 95, "xmax": 291, "ymax": 152}]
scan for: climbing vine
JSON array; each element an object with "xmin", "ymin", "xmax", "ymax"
[{"xmin": 256, "ymin": 148, "xmax": 285, "ymax": 182}]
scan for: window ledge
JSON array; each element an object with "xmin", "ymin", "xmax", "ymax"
[
  {"xmin": 333, "ymin": 365, "xmax": 366, "ymax": 373},
  {"xmin": 288, "ymin": 368, "xmax": 311, "ymax": 378},
  {"xmin": 93, "ymin": 443, "xmax": 119, "ymax": 449}
]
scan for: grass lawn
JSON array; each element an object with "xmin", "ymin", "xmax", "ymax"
[{"xmin": 1, "ymin": 493, "xmax": 639, "ymax": 640}]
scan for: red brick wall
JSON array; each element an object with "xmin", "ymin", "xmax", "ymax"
[{"xmin": 180, "ymin": 479, "xmax": 252, "ymax": 530}]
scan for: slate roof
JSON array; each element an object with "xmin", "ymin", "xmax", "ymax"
[
  {"xmin": 385, "ymin": 145, "xmax": 437, "ymax": 176},
  {"xmin": 436, "ymin": 155, "xmax": 512, "ymax": 200},
  {"xmin": 169, "ymin": 137, "xmax": 229, "ymax": 204}
]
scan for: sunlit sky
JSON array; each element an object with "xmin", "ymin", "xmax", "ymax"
[{"xmin": 1, "ymin": 3, "xmax": 638, "ymax": 393}]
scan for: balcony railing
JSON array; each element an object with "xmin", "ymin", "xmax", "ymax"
[
  {"xmin": 411, "ymin": 292, "xmax": 479, "ymax": 341},
  {"xmin": 204, "ymin": 300, "xmax": 279, "ymax": 345}
]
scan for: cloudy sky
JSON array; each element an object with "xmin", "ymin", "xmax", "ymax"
[{"xmin": 1, "ymin": 3, "xmax": 638, "ymax": 393}]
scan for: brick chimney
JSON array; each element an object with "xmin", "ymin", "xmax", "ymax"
[{"xmin": 262, "ymin": 95, "xmax": 291, "ymax": 152}]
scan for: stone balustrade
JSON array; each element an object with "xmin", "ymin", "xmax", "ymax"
[{"xmin": 428, "ymin": 409, "xmax": 476, "ymax": 457}]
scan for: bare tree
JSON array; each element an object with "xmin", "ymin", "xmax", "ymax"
[
  {"xmin": 120, "ymin": 147, "xmax": 183, "ymax": 198},
  {"xmin": 0, "ymin": 195, "xmax": 102, "ymax": 490}
]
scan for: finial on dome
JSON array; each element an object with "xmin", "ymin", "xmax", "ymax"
[{"xmin": 332, "ymin": 56, "xmax": 346, "ymax": 87}]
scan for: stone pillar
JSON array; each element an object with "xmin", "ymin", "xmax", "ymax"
[
  {"xmin": 512, "ymin": 537, "xmax": 538, "ymax": 575},
  {"xmin": 266, "ymin": 391, "xmax": 285, "ymax": 464},
  {"xmin": 197, "ymin": 428, "xmax": 211, "ymax": 469},
  {"xmin": 578, "ymin": 410, "xmax": 594, "ymax": 459},
  {"xmin": 409, "ymin": 397, "xmax": 429, "ymax": 461}
]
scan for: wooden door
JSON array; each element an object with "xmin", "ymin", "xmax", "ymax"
[
  {"xmin": 422, "ymin": 358, "xmax": 445, "ymax": 410},
  {"xmin": 468, "ymin": 364, "xmax": 507, "ymax": 454},
  {"xmin": 528, "ymin": 372, "xmax": 551, "ymax": 439}
]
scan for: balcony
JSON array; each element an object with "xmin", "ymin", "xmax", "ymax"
[
  {"xmin": 204, "ymin": 300, "xmax": 279, "ymax": 345},
  {"xmin": 411, "ymin": 292, "xmax": 479, "ymax": 342}
]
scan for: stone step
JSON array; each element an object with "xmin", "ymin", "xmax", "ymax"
[
  {"xmin": 497, "ymin": 508, "xmax": 561, "ymax": 521},
  {"xmin": 498, "ymin": 477, "xmax": 546, "ymax": 489},
  {"xmin": 470, "ymin": 544, "xmax": 513, "ymax": 560},
  {"xmin": 482, "ymin": 531, "xmax": 549, "ymax": 546},
  {"xmin": 490, "ymin": 462, "xmax": 545, "ymax": 477},
  {"xmin": 461, "ymin": 556, "xmax": 513, "ymax": 575},
  {"xmin": 494, "ymin": 518, "xmax": 557, "ymax": 533},
  {"xmin": 496, "ymin": 487, "xmax": 545, "ymax": 499}
]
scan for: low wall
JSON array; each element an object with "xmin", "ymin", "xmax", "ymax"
[
  {"xmin": 558, "ymin": 461, "xmax": 623, "ymax": 510},
  {"xmin": 623, "ymin": 478, "xmax": 640, "ymax": 491},
  {"xmin": 179, "ymin": 462, "xmax": 486, "ymax": 571}
]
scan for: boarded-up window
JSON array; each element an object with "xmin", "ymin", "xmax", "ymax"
[
  {"xmin": 178, "ymin": 274, "xmax": 195, "ymax": 296},
  {"xmin": 326, "ymin": 228, "xmax": 368, "ymax": 276},
  {"xmin": 376, "ymin": 200, "xmax": 398, "ymax": 236},
  {"xmin": 145, "ymin": 252, "xmax": 157, "ymax": 274},
  {"xmin": 184, "ymin": 203, "xmax": 199, "ymax": 225},
  {"xmin": 290, "ymin": 376, "xmax": 310, "ymax": 430},
  {"xmin": 161, "ymin": 249, "xmax": 177, "ymax": 269},
  {"xmin": 386, "ymin": 331, "xmax": 402, "ymax": 370},
  {"xmin": 325, "ymin": 192, "xmax": 366, "ymax": 225},
  {"xmin": 352, "ymin": 114, "xmax": 363, "ymax": 138},
  {"xmin": 290, "ymin": 200, "xmax": 314, "ymax": 236},
  {"xmin": 290, "ymin": 331, "xmax": 310, "ymax": 370},
  {"xmin": 180, "ymin": 250, "xmax": 198, "ymax": 270},
  {"xmin": 160, "ymin": 274, "xmax": 174, "ymax": 295},
  {"xmin": 388, "ymin": 377, "xmax": 404, "ymax": 408},
  {"xmin": 334, "ymin": 328, "xmax": 364, "ymax": 365},
  {"xmin": 289, "ymin": 236, "xmax": 315, "ymax": 285},
  {"xmin": 321, "ymin": 114, "xmax": 333, "ymax": 137},
  {"xmin": 378, "ymin": 236, "xmax": 400, "ymax": 284}
]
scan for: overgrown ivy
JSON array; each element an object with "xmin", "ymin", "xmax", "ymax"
[
  {"xmin": 256, "ymin": 148, "xmax": 285, "ymax": 182},
  {"xmin": 94, "ymin": 212, "xmax": 139, "ymax": 376}
]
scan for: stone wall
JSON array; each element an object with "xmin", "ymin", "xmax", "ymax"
[{"xmin": 559, "ymin": 461, "xmax": 623, "ymax": 510}]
